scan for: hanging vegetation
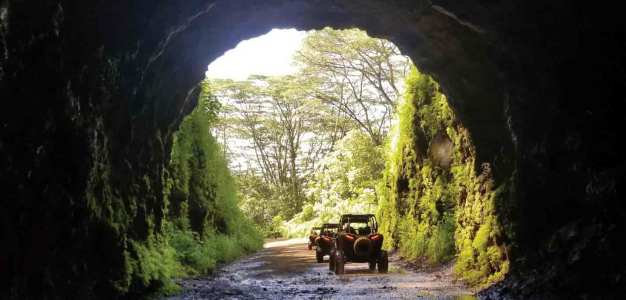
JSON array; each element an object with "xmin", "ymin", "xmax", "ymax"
[{"xmin": 377, "ymin": 67, "xmax": 509, "ymax": 287}]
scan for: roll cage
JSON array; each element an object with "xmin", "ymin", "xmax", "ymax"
[
  {"xmin": 320, "ymin": 223, "xmax": 340, "ymax": 236},
  {"xmin": 339, "ymin": 214, "xmax": 378, "ymax": 235}
]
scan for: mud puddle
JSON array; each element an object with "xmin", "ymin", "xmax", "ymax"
[{"xmin": 165, "ymin": 239, "xmax": 475, "ymax": 299}]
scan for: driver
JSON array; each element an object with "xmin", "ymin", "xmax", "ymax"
[{"xmin": 343, "ymin": 223, "xmax": 356, "ymax": 234}]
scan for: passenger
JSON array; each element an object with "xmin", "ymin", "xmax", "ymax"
[{"xmin": 343, "ymin": 223, "xmax": 356, "ymax": 234}]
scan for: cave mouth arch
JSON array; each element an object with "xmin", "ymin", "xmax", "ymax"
[
  {"xmin": 156, "ymin": 0, "xmax": 515, "ymax": 291},
  {"xmin": 3, "ymin": 0, "xmax": 622, "ymax": 298},
  {"xmin": 5, "ymin": 1, "xmax": 517, "ymax": 297}
]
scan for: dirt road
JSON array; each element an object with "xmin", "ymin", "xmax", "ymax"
[{"xmin": 166, "ymin": 239, "xmax": 476, "ymax": 299}]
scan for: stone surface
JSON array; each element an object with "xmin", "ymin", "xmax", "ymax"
[{"xmin": 1, "ymin": 0, "xmax": 624, "ymax": 298}]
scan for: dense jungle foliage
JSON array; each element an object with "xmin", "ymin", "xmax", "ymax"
[
  {"xmin": 135, "ymin": 82, "xmax": 263, "ymax": 295},
  {"xmin": 283, "ymin": 130, "xmax": 385, "ymax": 237},
  {"xmin": 211, "ymin": 28, "xmax": 408, "ymax": 236}
]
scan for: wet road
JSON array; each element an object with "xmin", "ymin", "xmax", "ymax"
[{"xmin": 166, "ymin": 239, "xmax": 476, "ymax": 299}]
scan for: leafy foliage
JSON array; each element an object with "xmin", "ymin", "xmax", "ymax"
[
  {"xmin": 295, "ymin": 28, "xmax": 410, "ymax": 145},
  {"xmin": 283, "ymin": 130, "xmax": 385, "ymax": 237},
  {"xmin": 148, "ymin": 80, "xmax": 263, "ymax": 293},
  {"xmin": 218, "ymin": 28, "xmax": 410, "ymax": 234},
  {"xmin": 377, "ymin": 67, "xmax": 509, "ymax": 286}
]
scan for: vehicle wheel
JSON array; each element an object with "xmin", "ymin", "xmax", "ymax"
[
  {"xmin": 316, "ymin": 251, "xmax": 324, "ymax": 263},
  {"xmin": 334, "ymin": 252, "xmax": 345, "ymax": 275},
  {"xmin": 368, "ymin": 260, "xmax": 376, "ymax": 271},
  {"xmin": 377, "ymin": 250, "xmax": 388, "ymax": 273},
  {"xmin": 329, "ymin": 252, "xmax": 336, "ymax": 271}
]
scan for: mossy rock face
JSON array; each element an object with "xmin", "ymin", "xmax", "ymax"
[
  {"xmin": 1, "ymin": 0, "xmax": 624, "ymax": 298},
  {"xmin": 377, "ymin": 69, "xmax": 508, "ymax": 286}
]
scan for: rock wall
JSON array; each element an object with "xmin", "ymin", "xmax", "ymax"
[
  {"xmin": 377, "ymin": 69, "xmax": 511, "ymax": 287},
  {"xmin": 1, "ymin": 0, "xmax": 624, "ymax": 298}
]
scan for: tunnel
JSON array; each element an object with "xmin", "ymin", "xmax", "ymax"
[{"xmin": 0, "ymin": 0, "xmax": 624, "ymax": 298}]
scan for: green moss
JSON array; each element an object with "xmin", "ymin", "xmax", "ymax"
[
  {"xmin": 473, "ymin": 220, "xmax": 492, "ymax": 251},
  {"xmin": 377, "ymin": 67, "xmax": 509, "ymax": 286},
  {"xmin": 114, "ymin": 80, "xmax": 265, "ymax": 296},
  {"xmin": 426, "ymin": 213, "xmax": 456, "ymax": 264}
]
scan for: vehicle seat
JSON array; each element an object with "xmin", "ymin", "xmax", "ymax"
[{"xmin": 359, "ymin": 226, "xmax": 371, "ymax": 235}]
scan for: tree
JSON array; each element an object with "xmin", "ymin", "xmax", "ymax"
[
  {"xmin": 295, "ymin": 28, "xmax": 410, "ymax": 145},
  {"xmin": 308, "ymin": 130, "xmax": 385, "ymax": 217},
  {"xmin": 283, "ymin": 130, "xmax": 385, "ymax": 236},
  {"xmin": 211, "ymin": 76, "xmax": 322, "ymax": 219},
  {"xmin": 210, "ymin": 28, "xmax": 411, "ymax": 232}
]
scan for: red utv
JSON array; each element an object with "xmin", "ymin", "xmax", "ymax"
[
  {"xmin": 314, "ymin": 223, "xmax": 340, "ymax": 262},
  {"xmin": 329, "ymin": 214, "xmax": 388, "ymax": 274},
  {"xmin": 308, "ymin": 226, "xmax": 322, "ymax": 250}
]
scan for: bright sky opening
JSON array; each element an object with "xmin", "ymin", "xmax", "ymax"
[{"xmin": 206, "ymin": 28, "xmax": 307, "ymax": 80}]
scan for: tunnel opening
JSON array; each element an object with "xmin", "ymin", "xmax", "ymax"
[
  {"xmin": 1, "ymin": 1, "xmax": 624, "ymax": 299},
  {"xmin": 163, "ymin": 26, "xmax": 509, "ymax": 296}
]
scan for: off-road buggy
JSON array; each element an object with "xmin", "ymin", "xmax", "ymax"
[
  {"xmin": 329, "ymin": 214, "xmax": 388, "ymax": 274},
  {"xmin": 308, "ymin": 226, "xmax": 321, "ymax": 250},
  {"xmin": 315, "ymin": 223, "xmax": 340, "ymax": 262}
]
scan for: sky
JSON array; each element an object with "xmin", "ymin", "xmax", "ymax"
[{"xmin": 206, "ymin": 28, "xmax": 307, "ymax": 80}]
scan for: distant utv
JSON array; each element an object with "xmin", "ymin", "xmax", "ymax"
[
  {"xmin": 315, "ymin": 223, "xmax": 340, "ymax": 262},
  {"xmin": 308, "ymin": 226, "xmax": 322, "ymax": 250},
  {"xmin": 330, "ymin": 214, "xmax": 388, "ymax": 274}
]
